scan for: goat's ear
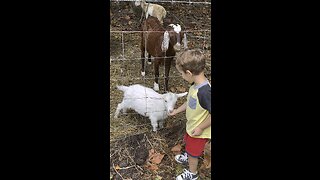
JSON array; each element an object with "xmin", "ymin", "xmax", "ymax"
[
  {"xmin": 183, "ymin": 33, "xmax": 188, "ymax": 49},
  {"xmin": 161, "ymin": 31, "xmax": 170, "ymax": 52},
  {"xmin": 176, "ymin": 92, "xmax": 188, "ymax": 98}
]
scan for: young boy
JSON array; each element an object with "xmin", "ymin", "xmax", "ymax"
[{"xmin": 168, "ymin": 49, "xmax": 211, "ymax": 180}]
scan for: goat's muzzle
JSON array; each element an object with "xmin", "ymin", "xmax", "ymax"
[{"xmin": 174, "ymin": 43, "xmax": 181, "ymax": 51}]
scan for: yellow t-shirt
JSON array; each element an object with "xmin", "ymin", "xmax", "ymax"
[{"xmin": 186, "ymin": 81, "xmax": 211, "ymax": 139}]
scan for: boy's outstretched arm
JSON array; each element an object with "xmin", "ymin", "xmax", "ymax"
[
  {"xmin": 191, "ymin": 114, "xmax": 211, "ymax": 136},
  {"xmin": 168, "ymin": 102, "xmax": 187, "ymax": 116}
]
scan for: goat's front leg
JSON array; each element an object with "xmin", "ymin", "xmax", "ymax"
[
  {"xmin": 141, "ymin": 46, "xmax": 146, "ymax": 77},
  {"xmin": 147, "ymin": 54, "xmax": 152, "ymax": 65},
  {"xmin": 114, "ymin": 102, "xmax": 124, "ymax": 118},
  {"xmin": 153, "ymin": 59, "xmax": 160, "ymax": 91},
  {"xmin": 164, "ymin": 57, "xmax": 172, "ymax": 92}
]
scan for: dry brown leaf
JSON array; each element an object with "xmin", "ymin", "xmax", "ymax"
[
  {"xmin": 171, "ymin": 144, "xmax": 182, "ymax": 152},
  {"xmin": 145, "ymin": 163, "xmax": 159, "ymax": 171},
  {"xmin": 148, "ymin": 149, "xmax": 156, "ymax": 159},
  {"xmin": 149, "ymin": 149, "xmax": 155, "ymax": 154},
  {"xmin": 150, "ymin": 153, "xmax": 164, "ymax": 164},
  {"xmin": 203, "ymin": 156, "xmax": 211, "ymax": 169},
  {"xmin": 172, "ymin": 151, "xmax": 181, "ymax": 155},
  {"xmin": 114, "ymin": 165, "xmax": 121, "ymax": 170}
]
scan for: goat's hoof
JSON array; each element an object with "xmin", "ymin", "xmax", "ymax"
[
  {"xmin": 147, "ymin": 61, "xmax": 152, "ymax": 65},
  {"xmin": 141, "ymin": 71, "xmax": 145, "ymax": 76}
]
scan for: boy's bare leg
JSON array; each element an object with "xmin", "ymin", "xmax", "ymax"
[{"xmin": 188, "ymin": 156, "xmax": 199, "ymax": 174}]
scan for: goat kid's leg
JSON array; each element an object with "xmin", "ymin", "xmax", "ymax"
[
  {"xmin": 158, "ymin": 120, "xmax": 164, "ymax": 129},
  {"xmin": 114, "ymin": 102, "xmax": 124, "ymax": 118},
  {"xmin": 164, "ymin": 57, "xmax": 172, "ymax": 92},
  {"xmin": 153, "ymin": 60, "xmax": 160, "ymax": 91},
  {"xmin": 150, "ymin": 116, "xmax": 158, "ymax": 132}
]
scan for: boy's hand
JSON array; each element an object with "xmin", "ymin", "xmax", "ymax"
[
  {"xmin": 191, "ymin": 127, "xmax": 204, "ymax": 136},
  {"xmin": 167, "ymin": 109, "xmax": 178, "ymax": 116}
]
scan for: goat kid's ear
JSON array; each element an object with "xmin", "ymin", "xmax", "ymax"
[{"xmin": 176, "ymin": 92, "xmax": 188, "ymax": 98}]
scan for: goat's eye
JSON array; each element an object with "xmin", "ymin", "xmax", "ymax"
[{"xmin": 164, "ymin": 100, "xmax": 167, "ymax": 103}]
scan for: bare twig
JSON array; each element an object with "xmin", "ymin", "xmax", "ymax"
[
  {"xmin": 144, "ymin": 134, "xmax": 154, "ymax": 149},
  {"xmin": 113, "ymin": 163, "xmax": 125, "ymax": 180},
  {"xmin": 119, "ymin": 165, "xmax": 135, "ymax": 170},
  {"xmin": 136, "ymin": 164, "xmax": 144, "ymax": 172}
]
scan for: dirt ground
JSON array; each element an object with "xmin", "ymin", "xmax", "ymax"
[{"xmin": 110, "ymin": 1, "xmax": 212, "ymax": 179}]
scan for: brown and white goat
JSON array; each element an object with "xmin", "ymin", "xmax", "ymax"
[{"xmin": 140, "ymin": 16, "xmax": 187, "ymax": 92}]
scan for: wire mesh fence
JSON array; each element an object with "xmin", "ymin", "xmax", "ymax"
[{"xmin": 110, "ymin": 0, "xmax": 212, "ymax": 135}]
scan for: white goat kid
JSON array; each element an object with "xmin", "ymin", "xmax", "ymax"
[
  {"xmin": 114, "ymin": 84, "xmax": 187, "ymax": 131},
  {"xmin": 135, "ymin": 0, "xmax": 167, "ymax": 24}
]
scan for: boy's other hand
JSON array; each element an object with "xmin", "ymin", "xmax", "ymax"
[
  {"xmin": 191, "ymin": 127, "xmax": 204, "ymax": 136},
  {"xmin": 168, "ymin": 109, "xmax": 178, "ymax": 116}
]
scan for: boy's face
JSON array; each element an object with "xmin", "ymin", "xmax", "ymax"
[{"xmin": 176, "ymin": 66, "xmax": 193, "ymax": 83}]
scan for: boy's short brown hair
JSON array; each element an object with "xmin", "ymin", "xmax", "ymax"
[{"xmin": 175, "ymin": 49, "xmax": 206, "ymax": 75}]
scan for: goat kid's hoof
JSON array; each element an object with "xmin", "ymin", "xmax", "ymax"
[
  {"xmin": 114, "ymin": 114, "xmax": 119, "ymax": 118},
  {"xmin": 153, "ymin": 82, "xmax": 159, "ymax": 91},
  {"xmin": 141, "ymin": 71, "xmax": 145, "ymax": 76}
]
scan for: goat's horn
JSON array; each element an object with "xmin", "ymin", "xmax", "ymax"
[{"xmin": 168, "ymin": 24, "xmax": 175, "ymax": 27}]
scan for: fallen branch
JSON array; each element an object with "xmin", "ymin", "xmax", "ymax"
[
  {"xmin": 112, "ymin": 163, "xmax": 125, "ymax": 180},
  {"xmin": 118, "ymin": 165, "xmax": 135, "ymax": 170},
  {"xmin": 144, "ymin": 134, "xmax": 154, "ymax": 149}
]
